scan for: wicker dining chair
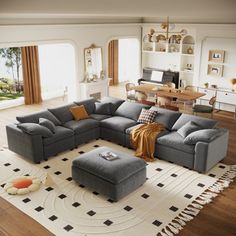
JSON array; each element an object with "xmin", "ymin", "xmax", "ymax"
[
  {"xmin": 125, "ymin": 82, "xmax": 137, "ymax": 101},
  {"xmin": 192, "ymin": 96, "xmax": 216, "ymax": 118}
]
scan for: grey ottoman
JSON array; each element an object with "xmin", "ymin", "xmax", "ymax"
[{"xmin": 72, "ymin": 146, "xmax": 146, "ymax": 201}]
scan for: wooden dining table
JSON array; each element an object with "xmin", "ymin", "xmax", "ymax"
[{"xmin": 133, "ymin": 84, "xmax": 206, "ymax": 107}]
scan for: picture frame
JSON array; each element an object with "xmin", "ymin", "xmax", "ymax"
[
  {"xmin": 207, "ymin": 64, "xmax": 224, "ymax": 77},
  {"xmin": 208, "ymin": 50, "xmax": 225, "ymax": 63}
]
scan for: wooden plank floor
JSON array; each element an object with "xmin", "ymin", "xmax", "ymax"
[{"xmin": 0, "ymin": 87, "xmax": 235, "ymax": 236}]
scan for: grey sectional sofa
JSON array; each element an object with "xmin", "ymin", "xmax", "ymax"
[{"xmin": 6, "ymin": 97, "xmax": 229, "ymax": 173}]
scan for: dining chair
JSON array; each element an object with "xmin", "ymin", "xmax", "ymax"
[
  {"xmin": 125, "ymin": 82, "xmax": 137, "ymax": 101},
  {"xmin": 192, "ymin": 96, "xmax": 216, "ymax": 118}
]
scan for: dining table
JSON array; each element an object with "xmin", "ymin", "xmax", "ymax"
[{"xmin": 133, "ymin": 84, "xmax": 206, "ymax": 109}]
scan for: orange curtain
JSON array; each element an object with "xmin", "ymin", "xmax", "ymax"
[
  {"xmin": 108, "ymin": 40, "xmax": 119, "ymax": 86},
  {"xmin": 21, "ymin": 46, "xmax": 42, "ymax": 105}
]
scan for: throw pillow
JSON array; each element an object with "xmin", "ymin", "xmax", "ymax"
[
  {"xmin": 137, "ymin": 108, "xmax": 158, "ymax": 124},
  {"xmin": 69, "ymin": 105, "xmax": 89, "ymax": 121},
  {"xmin": 177, "ymin": 121, "xmax": 202, "ymax": 138},
  {"xmin": 94, "ymin": 102, "xmax": 113, "ymax": 115},
  {"xmin": 17, "ymin": 123, "xmax": 53, "ymax": 138},
  {"xmin": 184, "ymin": 129, "xmax": 221, "ymax": 144},
  {"xmin": 39, "ymin": 118, "xmax": 56, "ymax": 133}
]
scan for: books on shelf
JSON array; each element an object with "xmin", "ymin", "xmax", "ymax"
[{"xmin": 99, "ymin": 151, "xmax": 119, "ymax": 161}]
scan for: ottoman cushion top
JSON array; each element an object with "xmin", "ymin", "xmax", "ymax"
[{"xmin": 72, "ymin": 146, "xmax": 146, "ymax": 184}]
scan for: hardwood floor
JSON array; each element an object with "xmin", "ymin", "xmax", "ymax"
[{"xmin": 0, "ymin": 87, "xmax": 235, "ymax": 236}]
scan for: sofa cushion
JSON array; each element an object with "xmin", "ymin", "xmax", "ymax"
[
  {"xmin": 17, "ymin": 123, "xmax": 53, "ymax": 138},
  {"xmin": 90, "ymin": 114, "xmax": 111, "ymax": 121},
  {"xmin": 150, "ymin": 106, "xmax": 181, "ymax": 130},
  {"xmin": 48, "ymin": 103, "xmax": 76, "ymax": 124},
  {"xmin": 74, "ymin": 98, "xmax": 97, "ymax": 114},
  {"xmin": 114, "ymin": 101, "xmax": 150, "ymax": 121},
  {"xmin": 39, "ymin": 118, "xmax": 56, "ymax": 133},
  {"xmin": 94, "ymin": 102, "xmax": 113, "ymax": 115},
  {"xmin": 100, "ymin": 116, "xmax": 136, "ymax": 132},
  {"xmin": 177, "ymin": 121, "xmax": 202, "ymax": 138},
  {"xmin": 184, "ymin": 129, "xmax": 221, "ymax": 144},
  {"xmin": 100, "ymin": 97, "xmax": 125, "ymax": 114},
  {"xmin": 16, "ymin": 110, "xmax": 61, "ymax": 125},
  {"xmin": 157, "ymin": 132, "xmax": 195, "ymax": 154},
  {"xmin": 43, "ymin": 126, "xmax": 74, "ymax": 145},
  {"xmin": 172, "ymin": 113, "xmax": 217, "ymax": 130},
  {"xmin": 69, "ymin": 105, "xmax": 89, "ymax": 121},
  {"xmin": 137, "ymin": 108, "xmax": 157, "ymax": 124},
  {"xmin": 63, "ymin": 118, "xmax": 99, "ymax": 134}
]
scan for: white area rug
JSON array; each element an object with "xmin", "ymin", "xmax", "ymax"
[{"xmin": 0, "ymin": 139, "xmax": 235, "ymax": 236}]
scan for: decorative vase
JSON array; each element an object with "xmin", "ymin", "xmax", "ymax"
[{"xmin": 187, "ymin": 47, "xmax": 193, "ymax": 54}]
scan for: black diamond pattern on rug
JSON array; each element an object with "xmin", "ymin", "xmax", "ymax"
[
  {"xmin": 157, "ymin": 183, "xmax": 164, "ymax": 187},
  {"xmin": 93, "ymin": 144, "xmax": 100, "ymax": 148},
  {"xmin": 24, "ymin": 174, "xmax": 30, "ymax": 176},
  {"xmin": 93, "ymin": 191, "xmax": 99, "ymax": 195},
  {"xmin": 197, "ymin": 183, "xmax": 205, "ymax": 187},
  {"xmin": 45, "ymin": 187, "xmax": 54, "ymax": 192},
  {"xmin": 209, "ymin": 173, "xmax": 216, "ymax": 177},
  {"xmin": 13, "ymin": 168, "xmax": 20, "ymax": 172},
  {"xmin": 171, "ymin": 173, "xmax": 178, "ymax": 177},
  {"xmin": 22, "ymin": 198, "xmax": 31, "ymax": 203},
  {"xmin": 62, "ymin": 158, "xmax": 68, "ymax": 161},
  {"xmin": 35, "ymin": 206, "xmax": 44, "ymax": 212},
  {"xmin": 49, "ymin": 215, "xmax": 58, "ymax": 221},
  {"xmin": 64, "ymin": 225, "xmax": 73, "ymax": 232},
  {"xmin": 4, "ymin": 163, "xmax": 11, "ymax": 166},
  {"xmin": 152, "ymin": 220, "xmax": 162, "ymax": 227},
  {"xmin": 107, "ymin": 199, "xmax": 114, "ymax": 203},
  {"xmin": 78, "ymin": 151, "xmax": 85, "ymax": 154},
  {"xmin": 1, "ymin": 183, "xmax": 6, "ymax": 188},
  {"xmin": 54, "ymin": 171, "xmax": 62, "ymax": 175},
  {"xmin": 72, "ymin": 202, "xmax": 81, "ymax": 207},
  {"xmin": 58, "ymin": 194, "xmax": 67, "ymax": 199},
  {"xmin": 104, "ymin": 220, "xmax": 113, "ymax": 226},
  {"xmin": 184, "ymin": 194, "xmax": 193, "ymax": 199},
  {"xmin": 124, "ymin": 206, "xmax": 133, "ymax": 211},
  {"xmin": 169, "ymin": 206, "xmax": 179, "ymax": 212},
  {"xmin": 218, "ymin": 165, "xmax": 226, "ymax": 169},
  {"xmin": 156, "ymin": 168, "xmax": 163, "ymax": 171},
  {"xmin": 44, "ymin": 165, "xmax": 50, "ymax": 169},
  {"xmin": 141, "ymin": 193, "xmax": 150, "ymax": 199},
  {"xmin": 87, "ymin": 210, "xmax": 96, "ymax": 216},
  {"xmin": 79, "ymin": 184, "xmax": 85, "ymax": 188},
  {"xmin": 66, "ymin": 177, "xmax": 72, "ymax": 181}
]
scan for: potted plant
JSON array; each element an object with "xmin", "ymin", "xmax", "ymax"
[{"xmin": 204, "ymin": 82, "xmax": 209, "ymax": 88}]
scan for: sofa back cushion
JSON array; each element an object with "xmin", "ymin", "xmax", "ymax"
[
  {"xmin": 114, "ymin": 101, "xmax": 150, "ymax": 121},
  {"xmin": 16, "ymin": 110, "xmax": 61, "ymax": 125},
  {"xmin": 172, "ymin": 113, "xmax": 217, "ymax": 130},
  {"xmin": 100, "ymin": 96, "xmax": 125, "ymax": 114},
  {"xmin": 150, "ymin": 106, "xmax": 181, "ymax": 130},
  {"xmin": 74, "ymin": 98, "xmax": 96, "ymax": 114},
  {"xmin": 48, "ymin": 103, "xmax": 76, "ymax": 124},
  {"xmin": 94, "ymin": 102, "xmax": 113, "ymax": 115}
]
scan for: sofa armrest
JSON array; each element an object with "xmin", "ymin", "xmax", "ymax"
[
  {"xmin": 6, "ymin": 124, "xmax": 44, "ymax": 163},
  {"xmin": 194, "ymin": 129, "xmax": 229, "ymax": 173}
]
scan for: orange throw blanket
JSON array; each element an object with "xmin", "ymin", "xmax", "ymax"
[{"xmin": 131, "ymin": 123, "xmax": 165, "ymax": 162}]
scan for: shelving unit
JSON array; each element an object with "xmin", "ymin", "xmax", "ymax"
[{"xmin": 142, "ymin": 32, "xmax": 196, "ymax": 88}]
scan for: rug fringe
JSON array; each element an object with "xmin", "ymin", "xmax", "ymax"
[{"xmin": 159, "ymin": 165, "xmax": 236, "ymax": 235}]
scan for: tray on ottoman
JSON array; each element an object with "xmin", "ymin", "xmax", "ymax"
[{"xmin": 72, "ymin": 146, "xmax": 146, "ymax": 201}]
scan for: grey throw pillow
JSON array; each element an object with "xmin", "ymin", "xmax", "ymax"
[
  {"xmin": 94, "ymin": 102, "xmax": 113, "ymax": 115},
  {"xmin": 17, "ymin": 123, "xmax": 53, "ymax": 138},
  {"xmin": 177, "ymin": 121, "xmax": 202, "ymax": 138},
  {"xmin": 184, "ymin": 129, "xmax": 220, "ymax": 144},
  {"xmin": 39, "ymin": 118, "xmax": 56, "ymax": 133}
]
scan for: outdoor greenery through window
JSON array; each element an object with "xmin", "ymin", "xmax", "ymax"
[{"xmin": 0, "ymin": 47, "xmax": 23, "ymax": 102}]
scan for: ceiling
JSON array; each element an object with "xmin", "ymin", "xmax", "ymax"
[{"xmin": 1, "ymin": 0, "xmax": 236, "ymax": 25}]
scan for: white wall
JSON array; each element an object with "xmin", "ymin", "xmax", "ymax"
[
  {"xmin": 118, "ymin": 38, "xmax": 139, "ymax": 83},
  {"xmin": 0, "ymin": 24, "xmax": 141, "ymax": 101}
]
